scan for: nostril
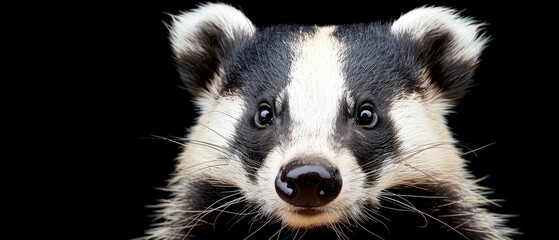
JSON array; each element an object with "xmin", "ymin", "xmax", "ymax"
[
  {"xmin": 317, "ymin": 181, "xmax": 338, "ymax": 198},
  {"xmin": 275, "ymin": 176, "xmax": 298, "ymax": 198},
  {"xmin": 275, "ymin": 159, "xmax": 343, "ymax": 208}
]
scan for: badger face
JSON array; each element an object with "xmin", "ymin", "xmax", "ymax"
[{"xmin": 149, "ymin": 3, "xmax": 514, "ymax": 240}]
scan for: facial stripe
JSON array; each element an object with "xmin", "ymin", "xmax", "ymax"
[
  {"xmin": 333, "ymin": 23, "xmax": 409, "ymax": 184},
  {"xmin": 286, "ymin": 26, "xmax": 346, "ymax": 154},
  {"xmin": 225, "ymin": 25, "xmax": 314, "ymax": 180},
  {"xmin": 177, "ymin": 94, "xmax": 247, "ymax": 185},
  {"xmin": 370, "ymin": 93, "xmax": 464, "ymax": 195}
]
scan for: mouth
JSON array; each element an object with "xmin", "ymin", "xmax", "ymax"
[
  {"xmin": 292, "ymin": 208, "xmax": 324, "ymax": 216},
  {"xmin": 280, "ymin": 206, "xmax": 342, "ymax": 228}
]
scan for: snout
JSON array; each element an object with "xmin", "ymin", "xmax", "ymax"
[{"xmin": 275, "ymin": 157, "xmax": 343, "ymax": 208}]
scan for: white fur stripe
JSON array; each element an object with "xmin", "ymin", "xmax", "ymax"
[
  {"xmin": 177, "ymin": 95, "xmax": 246, "ymax": 183},
  {"xmin": 286, "ymin": 26, "xmax": 346, "ymax": 154},
  {"xmin": 370, "ymin": 94, "xmax": 463, "ymax": 197}
]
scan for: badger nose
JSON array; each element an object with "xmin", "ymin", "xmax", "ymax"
[{"xmin": 275, "ymin": 159, "xmax": 342, "ymax": 207}]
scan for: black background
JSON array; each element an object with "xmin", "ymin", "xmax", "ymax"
[{"xmin": 56, "ymin": 0, "xmax": 552, "ymax": 239}]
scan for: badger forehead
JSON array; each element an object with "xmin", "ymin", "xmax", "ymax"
[{"xmin": 223, "ymin": 24, "xmax": 417, "ymax": 100}]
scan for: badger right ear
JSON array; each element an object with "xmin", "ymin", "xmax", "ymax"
[
  {"xmin": 169, "ymin": 3, "xmax": 255, "ymax": 102},
  {"xmin": 391, "ymin": 6, "xmax": 488, "ymax": 105}
]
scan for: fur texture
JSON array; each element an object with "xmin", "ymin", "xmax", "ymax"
[{"xmin": 143, "ymin": 3, "xmax": 516, "ymax": 240}]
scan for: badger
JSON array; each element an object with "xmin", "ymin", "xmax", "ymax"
[{"xmin": 144, "ymin": 3, "xmax": 516, "ymax": 239}]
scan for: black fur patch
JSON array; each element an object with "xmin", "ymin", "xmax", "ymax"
[
  {"xmin": 223, "ymin": 25, "xmax": 316, "ymax": 180},
  {"xmin": 397, "ymin": 30, "xmax": 480, "ymax": 103},
  {"xmin": 175, "ymin": 22, "xmax": 248, "ymax": 98},
  {"xmin": 333, "ymin": 23, "xmax": 417, "ymax": 184}
]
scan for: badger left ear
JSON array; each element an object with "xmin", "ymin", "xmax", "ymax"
[
  {"xmin": 392, "ymin": 6, "xmax": 489, "ymax": 103},
  {"xmin": 168, "ymin": 3, "xmax": 255, "ymax": 108}
]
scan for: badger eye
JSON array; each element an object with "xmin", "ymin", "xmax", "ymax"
[
  {"xmin": 356, "ymin": 103, "xmax": 378, "ymax": 129},
  {"xmin": 255, "ymin": 103, "xmax": 274, "ymax": 128}
]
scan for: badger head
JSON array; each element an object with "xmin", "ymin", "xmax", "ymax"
[{"xmin": 150, "ymin": 3, "xmax": 510, "ymax": 240}]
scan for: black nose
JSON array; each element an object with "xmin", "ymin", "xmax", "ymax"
[{"xmin": 275, "ymin": 159, "xmax": 342, "ymax": 207}]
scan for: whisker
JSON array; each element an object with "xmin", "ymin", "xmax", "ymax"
[
  {"xmin": 350, "ymin": 141, "xmax": 454, "ymax": 174},
  {"xmin": 330, "ymin": 223, "xmax": 346, "ymax": 240},
  {"xmin": 460, "ymin": 142, "xmax": 496, "ymax": 157},
  {"xmin": 227, "ymin": 204, "xmax": 260, "ymax": 228},
  {"xmin": 403, "ymin": 163, "xmax": 440, "ymax": 183},
  {"xmin": 354, "ymin": 219, "xmax": 385, "ymax": 240},
  {"xmin": 380, "ymin": 193, "xmax": 471, "ymax": 240},
  {"xmin": 244, "ymin": 217, "xmax": 274, "ymax": 240},
  {"xmin": 379, "ymin": 195, "xmax": 429, "ymax": 226},
  {"xmin": 363, "ymin": 203, "xmax": 391, "ymax": 223},
  {"xmin": 296, "ymin": 229, "xmax": 309, "ymax": 240},
  {"xmin": 268, "ymin": 224, "xmax": 285, "ymax": 240},
  {"xmin": 152, "ymin": 126, "xmax": 263, "ymax": 170},
  {"xmin": 386, "ymin": 193, "xmax": 448, "ymax": 199},
  {"xmin": 151, "ymin": 135, "xmax": 231, "ymax": 156},
  {"xmin": 207, "ymin": 110, "xmax": 242, "ymax": 122},
  {"xmin": 177, "ymin": 193, "xmax": 245, "ymax": 239}
]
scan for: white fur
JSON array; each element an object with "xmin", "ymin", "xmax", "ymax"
[
  {"xmin": 287, "ymin": 26, "xmax": 345, "ymax": 143},
  {"xmin": 177, "ymin": 94, "xmax": 247, "ymax": 184},
  {"xmin": 169, "ymin": 3, "xmax": 255, "ymax": 56},
  {"xmin": 391, "ymin": 6, "xmax": 488, "ymax": 63},
  {"xmin": 372, "ymin": 93, "xmax": 463, "ymax": 194}
]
